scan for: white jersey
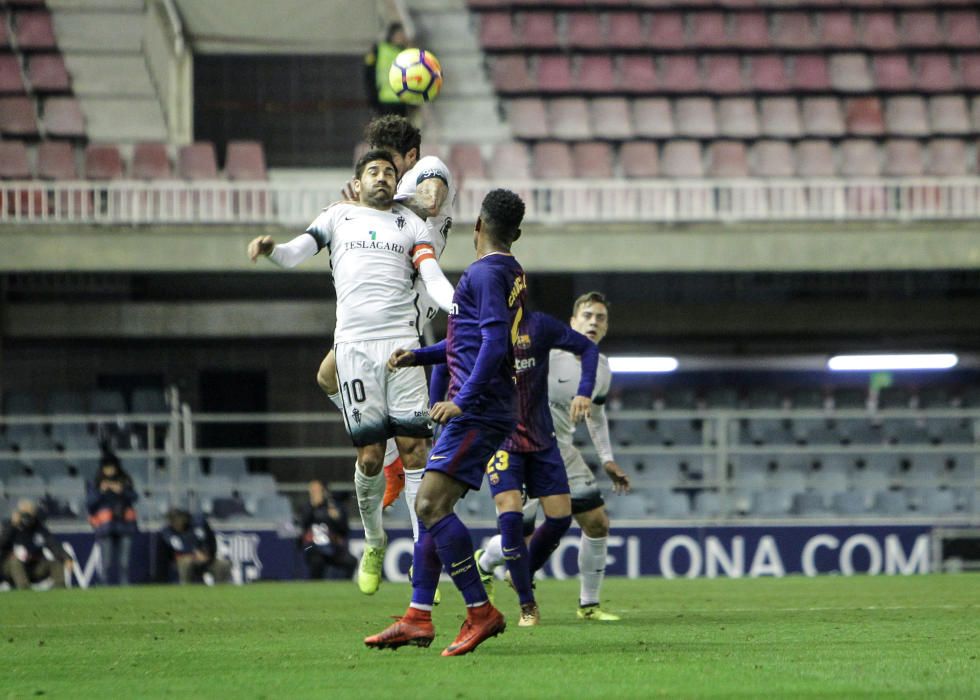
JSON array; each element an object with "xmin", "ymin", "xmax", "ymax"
[
  {"xmin": 305, "ymin": 202, "xmax": 434, "ymax": 344},
  {"xmin": 396, "ymin": 156, "xmax": 456, "ymax": 326},
  {"xmin": 549, "ymin": 349, "xmax": 615, "ymax": 463}
]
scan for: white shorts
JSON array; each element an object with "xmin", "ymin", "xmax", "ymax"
[{"xmin": 334, "ymin": 336, "xmax": 432, "ymax": 447}]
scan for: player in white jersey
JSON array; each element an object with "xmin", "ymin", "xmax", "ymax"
[{"xmin": 247, "ymin": 150, "xmax": 455, "ymax": 594}]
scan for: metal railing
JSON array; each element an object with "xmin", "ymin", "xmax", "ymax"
[{"xmin": 2, "ymin": 177, "xmax": 979, "ymax": 226}]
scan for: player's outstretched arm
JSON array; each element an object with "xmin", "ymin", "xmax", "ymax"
[
  {"xmin": 387, "ymin": 348, "xmax": 417, "ymax": 370},
  {"xmin": 544, "ymin": 314, "xmax": 600, "ymax": 423},
  {"xmin": 603, "ymin": 460, "xmax": 631, "ymax": 494},
  {"xmin": 247, "ymin": 235, "xmax": 275, "ymax": 262},
  {"xmin": 248, "ymin": 233, "xmax": 318, "ymax": 269},
  {"xmin": 417, "ymin": 257, "xmax": 455, "ymax": 312}
]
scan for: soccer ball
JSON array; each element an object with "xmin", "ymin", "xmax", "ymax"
[{"xmin": 388, "ymin": 48, "xmax": 443, "ymax": 105}]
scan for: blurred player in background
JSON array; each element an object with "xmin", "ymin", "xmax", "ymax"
[
  {"xmin": 365, "ymin": 188, "xmax": 526, "ymax": 657},
  {"xmin": 363, "ymin": 22, "xmax": 410, "ymax": 117},
  {"xmin": 247, "ymin": 150, "xmax": 455, "ymax": 595}
]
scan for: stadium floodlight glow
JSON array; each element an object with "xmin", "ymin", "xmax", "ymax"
[
  {"xmin": 827, "ymin": 353, "xmax": 959, "ymax": 371},
  {"xmin": 608, "ymin": 356, "xmax": 679, "ymax": 373}
]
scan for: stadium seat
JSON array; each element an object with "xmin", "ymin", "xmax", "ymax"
[
  {"xmin": 900, "ymin": 11, "xmax": 943, "ymax": 47},
  {"xmin": 578, "ymin": 55, "xmax": 616, "ymax": 93},
  {"xmin": 731, "ymin": 12, "xmax": 770, "ymax": 49},
  {"xmin": 831, "ymin": 54, "xmax": 873, "ymax": 91},
  {"xmin": 845, "ymin": 97, "xmax": 885, "ymax": 136},
  {"xmin": 691, "ymin": 12, "xmax": 727, "ymax": 48},
  {"xmin": 883, "ymin": 139, "xmax": 925, "ymax": 176},
  {"xmin": 611, "ymin": 493, "xmax": 648, "ymax": 518},
  {"xmin": 249, "ymin": 494, "xmax": 293, "ymax": 521},
  {"xmin": 632, "ymin": 98, "xmax": 674, "ymax": 138},
  {"xmin": 961, "ymin": 54, "xmax": 980, "ymax": 90},
  {"xmin": 872, "ymin": 54, "xmax": 914, "ymax": 91},
  {"xmin": 793, "ymin": 54, "xmax": 832, "ymax": 91},
  {"xmin": 36, "ymin": 141, "xmax": 77, "ymax": 179},
  {"xmin": 660, "ymin": 56, "xmax": 701, "ymax": 93},
  {"xmin": 873, "ymin": 490, "xmax": 910, "ymax": 516},
  {"xmin": 84, "ymin": 144, "xmax": 123, "ymax": 180},
  {"xmin": 520, "ymin": 12, "xmax": 559, "ymax": 49},
  {"xmin": 0, "ymin": 96, "xmax": 38, "ymax": 137},
  {"xmin": 752, "ymin": 140, "xmax": 795, "ymax": 177},
  {"xmin": 751, "ymin": 55, "xmax": 790, "ymax": 92},
  {"xmin": 707, "ymin": 141, "xmax": 749, "ymax": 177},
  {"xmin": 590, "ymin": 97, "xmax": 633, "ymax": 139},
  {"xmin": 491, "ymin": 56, "xmax": 533, "ymax": 93},
  {"xmin": 536, "ymin": 55, "xmax": 573, "ymax": 93},
  {"xmin": 773, "ymin": 12, "xmax": 815, "ymax": 48},
  {"xmin": 703, "ymin": 55, "xmax": 744, "ymax": 94},
  {"xmin": 832, "ymin": 491, "xmax": 869, "ymax": 515},
  {"xmin": 926, "ymin": 139, "xmax": 968, "ymax": 176},
  {"xmin": 178, "ymin": 142, "xmax": 219, "ymax": 180},
  {"xmin": 693, "ymin": 491, "xmax": 723, "ymax": 517},
  {"xmin": 861, "ymin": 12, "xmax": 900, "ymax": 50},
  {"xmin": 42, "ymin": 97, "xmax": 85, "ymax": 139},
  {"xmin": 793, "ymin": 491, "xmax": 830, "ymax": 516},
  {"xmin": 661, "ymin": 141, "xmax": 704, "ymax": 177},
  {"xmin": 717, "ymin": 98, "xmax": 759, "ymax": 138},
  {"xmin": 915, "ymin": 53, "xmax": 957, "ymax": 92},
  {"xmin": 0, "ymin": 141, "xmax": 31, "ymax": 178},
  {"xmin": 818, "ymin": 12, "xmax": 857, "ymax": 49},
  {"xmin": 0, "ymin": 55, "xmax": 26, "ymax": 95},
  {"xmin": 0, "ymin": 17, "xmax": 9, "ymax": 51},
  {"xmin": 760, "ymin": 97, "xmax": 802, "ymax": 137},
  {"xmin": 928, "ymin": 96, "xmax": 970, "ymax": 134},
  {"xmin": 448, "ymin": 143, "xmax": 486, "ymax": 180},
  {"xmin": 26, "ymin": 54, "xmax": 70, "ymax": 93},
  {"xmin": 753, "ymin": 490, "xmax": 793, "ymax": 517},
  {"xmin": 507, "ymin": 98, "xmax": 549, "ymax": 139},
  {"xmin": 884, "ymin": 96, "xmax": 928, "ymax": 136},
  {"xmin": 655, "ymin": 491, "xmax": 691, "ymax": 519},
  {"xmin": 801, "ymin": 97, "xmax": 845, "ymax": 136},
  {"xmin": 549, "ymin": 98, "xmax": 591, "ymax": 139},
  {"xmin": 674, "ymin": 98, "xmax": 716, "ymax": 138},
  {"xmin": 607, "ymin": 12, "xmax": 646, "ymax": 49},
  {"xmin": 5, "ymin": 474, "xmax": 46, "ymax": 497},
  {"xmin": 479, "ymin": 12, "xmax": 518, "ymax": 50},
  {"xmin": 918, "ymin": 489, "xmax": 956, "ymax": 515},
  {"xmin": 532, "ymin": 141, "xmax": 574, "ymax": 178},
  {"xmin": 565, "ymin": 12, "xmax": 603, "ymax": 50},
  {"xmin": 490, "ymin": 142, "xmax": 531, "ymax": 179},
  {"xmin": 618, "ymin": 56, "xmax": 658, "ymax": 94},
  {"xmin": 225, "ymin": 141, "xmax": 267, "ymax": 180},
  {"xmin": 13, "ymin": 11, "xmax": 57, "ymax": 50},
  {"xmin": 648, "ymin": 12, "xmax": 685, "ymax": 50},
  {"xmin": 210, "ymin": 455, "xmax": 247, "ymax": 478},
  {"xmin": 572, "ymin": 142, "xmax": 614, "ymax": 178},
  {"xmin": 619, "ymin": 141, "xmax": 659, "ymax": 178},
  {"xmin": 945, "ymin": 10, "xmax": 980, "ymax": 48},
  {"xmin": 131, "ymin": 142, "xmax": 172, "ymax": 179}
]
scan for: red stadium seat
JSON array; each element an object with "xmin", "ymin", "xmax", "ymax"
[
  {"xmin": 961, "ymin": 54, "xmax": 980, "ymax": 90},
  {"xmin": 900, "ymin": 12, "xmax": 943, "ymax": 47},
  {"xmin": 549, "ymin": 98, "xmax": 591, "ymax": 140},
  {"xmin": 520, "ymin": 12, "xmax": 559, "ymax": 49},
  {"xmin": 772, "ymin": 12, "xmax": 815, "ymax": 48},
  {"xmin": 915, "ymin": 53, "xmax": 957, "ymax": 91},
  {"xmin": 536, "ymin": 55, "xmax": 573, "ymax": 92},
  {"xmin": 648, "ymin": 12, "xmax": 685, "ymax": 50},
  {"xmin": 861, "ymin": 12, "xmax": 900, "ymax": 49},
  {"xmin": 632, "ymin": 97, "xmax": 674, "ymax": 138},
  {"xmin": 703, "ymin": 55, "xmax": 744, "ymax": 94},
  {"xmin": 0, "ymin": 18, "xmax": 9, "ymax": 51},
  {"xmin": 531, "ymin": 141, "xmax": 574, "ymax": 178},
  {"xmin": 846, "ymin": 97, "xmax": 885, "ymax": 136},
  {"xmin": 926, "ymin": 139, "xmax": 968, "ymax": 176},
  {"xmin": 661, "ymin": 141, "xmax": 704, "ymax": 178},
  {"xmin": 490, "ymin": 142, "xmax": 531, "ymax": 180},
  {"xmin": 84, "ymin": 144, "xmax": 123, "ymax": 180},
  {"xmin": 840, "ymin": 139, "xmax": 881, "ymax": 176},
  {"xmin": 491, "ymin": 56, "xmax": 534, "ymax": 93},
  {"xmin": 572, "ymin": 142, "xmax": 614, "ymax": 178},
  {"xmin": 707, "ymin": 141, "xmax": 749, "ymax": 177},
  {"xmin": 928, "ymin": 95, "xmax": 970, "ymax": 134},
  {"xmin": 793, "ymin": 54, "xmax": 831, "ymax": 91},
  {"xmin": 0, "ymin": 96, "xmax": 38, "ymax": 137},
  {"xmin": 131, "ymin": 142, "xmax": 172, "ymax": 179},
  {"xmin": 606, "ymin": 12, "xmax": 646, "ymax": 49},
  {"xmin": 507, "ymin": 98, "xmax": 549, "ymax": 139},
  {"xmin": 802, "ymin": 97, "xmax": 846, "ymax": 136},
  {"xmin": 36, "ymin": 140, "xmax": 77, "ymax": 179},
  {"xmin": 565, "ymin": 12, "xmax": 604, "ymax": 50},
  {"xmin": 13, "ymin": 12, "xmax": 57, "ymax": 50},
  {"xmin": 795, "ymin": 140, "xmax": 837, "ymax": 177},
  {"xmin": 750, "ymin": 55, "xmax": 789, "ymax": 92},
  {"xmin": 591, "ymin": 97, "xmax": 633, "ymax": 139},
  {"xmin": 479, "ymin": 13, "xmax": 518, "ymax": 50},
  {"xmin": 0, "ymin": 141, "xmax": 32, "ymax": 178},
  {"xmin": 619, "ymin": 141, "xmax": 659, "ymax": 178},
  {"xmin": 830, "ymin": 54, "xmax": 873, "ymax": 91},
  {"xmin": 26, "ymin": 54, "xmax": 71, "ymax": 93},
  {"xmin": 730, "ymin": 12, "xmax": 770, "ymax": 49},
  {"xmin": 448, "ymin": 144, "xmax": 486, "ymax": 180},
  {"xmin": 660, "ymin": 56, "xmax": 701, "ymax": 93},
  {"xmin": 945, "ymin": 10, "xmax": 980, "ymax": 48},
  {"xmin": 717, "ymin": 98, "xmax": 760, "ymax": 138},
  {"xmin": 883, "ymin": 96, "xmax": 928, "ymax": 136},
  {"xmin": 690, "ymin": 12, "xmax": 727, "ymax": 48},
  {"xmin": 42, "ymin": 97, "xmax": 85, "ymax": 138},
  {"xmin": 882, "ymin": 139, "xmax": 925, "ymax": 176},
  {"xmin": 226, "ymin": 141, "xmax": 267, "ymax": 181},
  {"xmin": 872, "ymin": 54, "xmax": 914, "ymax": 91},
  {"xmin": 818, "ymin": 12, "xmax": 857, "ymax": 49},
  {"xmin": 760, "ymin": 97, "xmax": 802, "ymax": 137},
  {"xmin": 618, "ymin": 56, "xmax": 658, "ymax": 94},
  {"xmin": 178, "ymin": 142, "xmax": 218, "ymax": 180},
  {"xmin": 0, "ymin": 55, "xmax": 26, "ymax": 94},
  {"xmin": 674, "ymin": 97, "xmax": 717, "ymax": 138},
  {"xmin": 751, "ymin": 140, "xmax": 795, "ymax": 177},
  {"xmin": 578, "ymin": 55, "xmax": 616, "ymax": 93}
]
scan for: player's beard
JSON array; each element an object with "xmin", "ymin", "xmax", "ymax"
[{"xmin": 362, "ymin": 185, "xmax": 393, "ymax": 209}]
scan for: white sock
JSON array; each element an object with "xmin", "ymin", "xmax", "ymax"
[
  {"xmin": 480, "ymin": 534, "xmax": 504, "ymax": 572},
  {"xmin": 578, "ymin": 534, "xmax": 608, "ymax": 607},
  {"xmin": 354, "ymin": 462, "xmax": 386, "ymax": 548},
  {"xmin": 404, "ymin": 468, "xmax": 423, "ymax": 542},
  {"xmin": 327, "ymin": 390, "xmax": 343, "ymax": 412}
]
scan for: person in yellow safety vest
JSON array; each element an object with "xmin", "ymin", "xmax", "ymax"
[{"xmin": 364, "ymin": 22, "xmax": 409, "ymax": 117}]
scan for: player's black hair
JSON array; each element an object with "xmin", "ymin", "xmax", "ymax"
[
  {"xmin": 572, "ymin": 291, "xmax": 610, "ymax": 317},
  {"xmin": 364, "ymin": 115, "xmax": 422, "ymax": 158},
  {"xmin": 385, "ymin": 22, "xmax": 405, "ymax": 43},
  {"xmin": 479, "ymin": 189, "xmax": 525, "ymax": 246},
  {"xmin": 354, "ymin": 149, "xmax": 397, "ymax": 180}
]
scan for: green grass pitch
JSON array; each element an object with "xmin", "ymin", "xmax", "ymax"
[{"xmin": 2, "ymin": 575, "xmax": 977, "ymax": 698}]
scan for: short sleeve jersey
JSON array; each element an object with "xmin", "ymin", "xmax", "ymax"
[
  {"xmin": 305, "ymin": 202, "xmax": 435, "ymax": 343},
  {"xmin": 549, "ymin": 350, "xmax": 612, "ymax": 448}
]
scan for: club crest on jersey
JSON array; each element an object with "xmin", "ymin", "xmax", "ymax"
[
  {"xmin": 351, "ymin": 408, "xmax": 362, "ymax": 425},
  {"xmin": 395, "ymin": 215, "xmax": 406, "ymax": 230},
  {"xmin": 515, "ymin": 333, "xmax": 531, "ymax": 349}
]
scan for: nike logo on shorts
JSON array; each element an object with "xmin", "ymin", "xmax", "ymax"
[
  {"xmin": 430, "ymin": 455, "xmax": 447, "ymax": 461},
  {"xmin": 557, "ymin": 378, "xmax": 570, "ymax": 383},
  {"xmin": 451, "ymin": 559, "xmax": 470, "ymax": 568}
]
